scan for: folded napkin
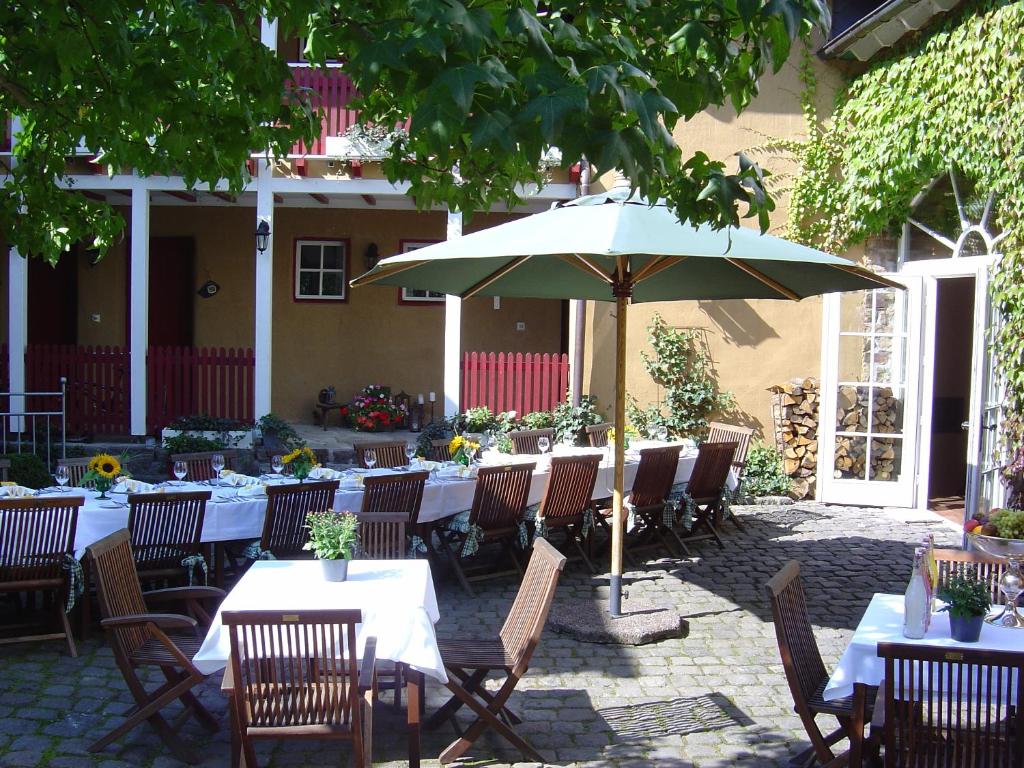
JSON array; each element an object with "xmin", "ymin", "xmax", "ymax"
[
  {"xmin": 221, "ymin": 472, "xmax": 261, "ymax": 488},
  {"xmin": 437, "ymin": 465, "xmax": 477, "ymax": 480},
  {"xmin": 237, "ymin": 482, "xmax": 269, "ymax": 497},
  {"xmin": 308, "ymin": 466, "xmax": 344, "ymax": 481},
  {"xmin": 409, "ymin": 459, "xmax": 441, "ymax": 472},
  {"xmin": 112, "ymin": 478, "xmax": 155, "ymax": 493},
  {"xmin": 0, "ymin": 484, "xmax": 34, "ymax": 497}
]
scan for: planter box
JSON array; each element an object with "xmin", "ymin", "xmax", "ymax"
[{"xmin": 161, "ymin": 428, "xmax": 255, "ymax": 449}]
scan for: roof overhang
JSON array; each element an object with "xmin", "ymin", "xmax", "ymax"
[{"xmin": 820, "ymin": 0, "xmax": 962, "ymax": 61}]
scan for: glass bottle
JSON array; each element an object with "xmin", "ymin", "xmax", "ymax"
[
  {"xmin": 903, "ymin": 547, "xmax": 930, "ymax": 640},
  {"xmin": 923, "ymin": 533, "xmax": 939, "ymax": 614}
]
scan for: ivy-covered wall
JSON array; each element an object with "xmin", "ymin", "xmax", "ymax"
[{"xmin": 787, "ymin": 0, "xmax": 1024, "ymax": 438}]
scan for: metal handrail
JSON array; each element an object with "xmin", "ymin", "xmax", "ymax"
[{"xmin": 0, "ymin": 377, "xmax": 67, "ymax": 466}]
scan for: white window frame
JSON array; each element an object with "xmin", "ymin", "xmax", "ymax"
[
  {"xmin": 294, "ymin": 239, "xmax": 347, "ymax": 301},
  {"xmin": 399, "ymin": 240, "xmax": 445, "ymax": 304}
]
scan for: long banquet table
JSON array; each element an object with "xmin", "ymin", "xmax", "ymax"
[{"xmin": 60, "ymin": 441, "xmax": 721, "ymax": 558}]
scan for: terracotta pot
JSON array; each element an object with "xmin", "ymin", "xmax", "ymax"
[{"xmin": 320, "ymin": 558, "xmax": 350, "ymax": 582}]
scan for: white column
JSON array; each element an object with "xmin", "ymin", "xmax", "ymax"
[
  {"xmin": 7, "ymin": 116, "xmax": 26, "ymax": 432},
  {"xmin": 443, "ymin": 210, "xmax": 463, "ymax": 418},
  {"xmin": 260, "ymin": 16, "xmax": 278, "ymax": 49},
  {"xmin": 254, "ymin": 169, "xmax": 274, "ymax": 417},
  {"xmin": 129, "ymin": 185, "xmax": 149, "ymax": 436}
]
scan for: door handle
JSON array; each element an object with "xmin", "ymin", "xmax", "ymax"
[
  {"xmin": 961, "ymin": 421, "xmax": 970, "ymax": 431},
  {"xmin": 963, "ymin": 420, "xmax": 998, "ymax": 432}
]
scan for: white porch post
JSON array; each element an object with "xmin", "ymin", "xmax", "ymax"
[
  {"xmin": 129, "ymin": 184, "xmax": 149, "ymax": 436},
  {"xmin": 7, "ymin": 116, "xmax": 26, "ymax": 432},
  {"xmin": 443, "ymin": 210, "xmax": 463, "ymax": 418},
  {"xmin": 254, "ymin": 170, "xmax": 274, "ymax": 417}
]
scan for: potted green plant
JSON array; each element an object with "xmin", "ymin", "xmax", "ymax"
[
  {"xmin": 304, "ymin": 511, "xmax": 360, "ymax": 581},
  {"xmin": 938, "ymin": 570, "xmax": 991, "ymax": 642}
]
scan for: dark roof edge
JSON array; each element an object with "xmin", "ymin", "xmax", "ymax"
[{"xmin": 818, "ymin": 0, "xmax": 913, "ymax": 57}]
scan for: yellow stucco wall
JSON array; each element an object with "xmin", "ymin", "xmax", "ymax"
[
  {"xmin": 583, "ymin": 43, "xmax": 846, "ymax": 436},
  {"xmin": 76, "ymin": 214, "xmax": 128, "ymax": 347}
]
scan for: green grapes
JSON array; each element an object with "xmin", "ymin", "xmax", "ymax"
[{"xmin": 990, "ymin": 508, "xmax": 1024, "ymax": 540}]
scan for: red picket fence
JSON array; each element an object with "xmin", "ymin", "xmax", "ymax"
[
  {"xmin": 289, "ymin": 67, "xmax": 360, "ymax": 156},
  {"xmin": 147, "ymin": 346, "xmax": 255, "ymax": 433},
  {"xmin": 25, "ymin": 344, "xmax": 130, "ymax": 435},
  {"xmin": 461, "ymin": 352, "xmax": 570, "ymax": 415}
]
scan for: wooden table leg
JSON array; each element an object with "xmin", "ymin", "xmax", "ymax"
[
  {"xmin": 80, "ymin": 555, "xmax": 91, "ymax": 640},
  {"xmin": 214, "ymin": 542, "xmax": 225, "ymax": 590},
  {"xmin": 406, "ymin": 668, "xmax": 423, "ymax": 768}
]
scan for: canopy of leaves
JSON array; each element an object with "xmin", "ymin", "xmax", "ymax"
[{"xmin": 1, "ymin": 0, "xmax": 828, "ymax": 264}]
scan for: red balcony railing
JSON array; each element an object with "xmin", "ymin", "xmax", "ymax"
[{"xmin": 289, "ymin": 66, "xmax": 360, "ymax": 157}]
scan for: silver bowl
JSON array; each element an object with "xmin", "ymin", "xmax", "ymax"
[{"xmin": 966, "ymin": 532, "xmax": 1024, "ymax": 628}]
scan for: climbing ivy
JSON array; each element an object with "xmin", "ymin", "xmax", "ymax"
[{"xmin": 786, "ymin": 0, "xmax": 1024, "ymax": 440}]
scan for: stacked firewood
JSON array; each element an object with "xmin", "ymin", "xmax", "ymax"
[
  {"xmin": 769, "ymin": 377, "xmax": 819, "ymax": 500},
  {"xmin": 835, "ymin": 385, "xmax": 900, "ymax": 481}
]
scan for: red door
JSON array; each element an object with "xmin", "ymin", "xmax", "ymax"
[
  {"xmin": 148, "ymin": 237, "xmax": 195, "ymax": 347},
  {"xmin": 28, "ymin": 249, "xmax": 78, "ymax": 344}
]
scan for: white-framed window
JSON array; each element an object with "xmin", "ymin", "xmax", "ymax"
[
  {"xmin": 294, "ymin": 240, "xmax": 347, "ymax": 301},
  {"xmin": 399, "ymin": 240, "xmax": 445, "ymax": 304}
]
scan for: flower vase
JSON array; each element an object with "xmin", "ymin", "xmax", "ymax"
[{"xmin": 95, "ymin": 479, "xmax": 112, "ymax": 500}]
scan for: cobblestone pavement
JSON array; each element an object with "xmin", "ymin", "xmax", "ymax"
[{"xmin": 0, "ymin": 503, "xmax": 960, "ymax": 768}]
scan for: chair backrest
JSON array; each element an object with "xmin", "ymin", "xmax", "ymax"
[
  {"xmin": 687, "ymin": 441, "xmax": 736, "ymax": 500},
  {"xmin": 62, "ymin": 456, "xmax": 95, "ymax": 488},
  {"xmin": 585, "ymin": 423, "xmax": 612, "ymax": 448},
  {"xmin": 360, "ymin": 472, "xmax": 428, "ymax": 524},
  {"xmin": 357, "ymin": 512, "xmax": 407, "ymax": 559},
  {"xmin": 169, "ymin": 450, "xmax": 240, "ymax": 482},
  {"xmin": 428, "ymin": 438, "xmax": 452, "ymax": 462},
  {"xmin": 764, "ymin": 561, "xmax": 829, "ymax": 718},
  {"xmin": 630, "ymin": 446, "xmax": 683, "ymax": 508},
  {"xmin": 469, "ymin": 463, "xmax": 535, "ymax": 532},
  {"xmin": 354, "ymin": 441, "xmax": 407, "ymax": 469},
  {"xmin": 537, "ymin": 454, "xmax": 601, "ymax": 522},
  {"xmin": 499, "ymin": 537, "xmax": 567, "ymax": 675},
  {"xmin": 0, "ymin": 497, "xmax": 83, "ymax": 586},
  {"xmin": 86, "ymin": 529, "xmax": 153, "ymax": 659},
  {"xmin": 261, "ymin": 480, "xmax": 339, "ymax": 556},
  {"xmin": 223, "ymin": 609, "xmax": 364, "ymax": 735},
  {"xmin": 0, "ymin": 458, "xmax": 10, "ymax": 482},
  {"xmin": 934, "ymin": 548, "xmax": 1008, "ymax": 605},
  {"xmin": 127, "ymin": 491, "xmax": 210, "ymax": 571},
  {"xmin": 877, "ymin": 642, "xmax": 1024, "ymax": 768},
  {"xmin": 510, "ymin": 428, "xmax": 555, "ymax": 455},
  {"xmin": 707, "ymin": 422, "xmax": 754, "ymax": 471}
]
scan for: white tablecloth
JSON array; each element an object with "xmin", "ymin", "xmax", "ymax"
[
  {"xmin": 65, "ymin": 442, "xmax": 725, "ymax": 557},
  {"xmin": 823, "ymin": 593, "xmax": 1023, "ymax": 701},
  {"xmin": 193, "ymin": 559, "xmax": 445, "ymax": 682}
]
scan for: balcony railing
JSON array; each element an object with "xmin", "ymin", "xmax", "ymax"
[{"xmin": 289, "ymin": 65, "xmax": 360, "ymax": 157}]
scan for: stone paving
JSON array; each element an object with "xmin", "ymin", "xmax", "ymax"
[{"xmin": 0, "ymin": 503, "xmax": 961, "ymax": 768}]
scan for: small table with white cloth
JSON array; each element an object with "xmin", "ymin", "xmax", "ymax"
[{"xmin": 193, "ymin": 558, "xmax": 442, "ymax": 767}]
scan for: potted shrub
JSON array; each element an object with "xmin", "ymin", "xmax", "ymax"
[
  {"xmin": 938, "ymin": 570, "xmax": 990, "ymax": 642},
  {"xmin": 257, "ymin": 413, "xmax": 302, "ymax": 453},
  {"xmin": 161, "ymin": 414, "xmax": 256, "ymax": 449},
  {"xmin": 304, "ymin": 511, "xmax": 360, "ymax": 582}
]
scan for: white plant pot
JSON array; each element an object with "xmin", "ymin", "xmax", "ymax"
[
  {"xmin": 161, "ymin": 428, "xmax": 255, "ymax": 449},
  {"xmin": 320, "ymin": 558, "xmax": 350, "ymax": 582}
]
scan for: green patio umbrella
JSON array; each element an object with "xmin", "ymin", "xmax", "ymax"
[{"xmin": 351, "ymin": 188, "xmax": 901, "ymax": 615}]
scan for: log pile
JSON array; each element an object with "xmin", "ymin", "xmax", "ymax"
[
  {"xmin": 770, "ymin": 377, "xmax": 819, "ymax": 500},
  {"xmin": 834, "ymin": 385, "xmax": 900, "ymax": 481}
]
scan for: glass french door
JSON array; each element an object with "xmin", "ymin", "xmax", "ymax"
[{"xmin": 819, "ymin": 279, "xmax": 923, "ymax": 507}]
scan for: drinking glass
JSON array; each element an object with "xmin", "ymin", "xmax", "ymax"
[
  {"xmin": 537, "ymin": 436, "xmax": 550, "ymax": 455},
  {"xmin": 466, "ymin": 443, "xmax": 478, "ymax": 465},
  {"xmin": 271, "ymin": 455, "xmax": 284, "ymax": 476},
  {"xmin": 656, "ymin": 425, "xmax": 669, "ymax": 442},
  {"xmin": 173, "ymin": 460, "xmax": 188, "ymax": 485},
  {"xmin": 54, "ymin": 464, "xmax": 69, "ymax": 493},
  {"xmin": 405, "ymin": 442, "xmax": 417, "ymax": 468},
  {"xmin": 648, "ymin": 424, "xmax": 659, "ymax": 440},
  {"xmin": 211, "ymin": 453, "xmax": 225, "ymax": 483},
  {"xmin": 364, "ymin": 449, "xmax": 377, "ymax": 470}
]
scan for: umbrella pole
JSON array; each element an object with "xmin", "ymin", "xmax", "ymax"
[{"xmin": 610, "ymin": 289, "xmax": 627, "ymax": 617}]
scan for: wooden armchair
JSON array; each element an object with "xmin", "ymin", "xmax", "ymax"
[
  {"xmin": 622, "ymin": 445, "xmax": 684, "ymax": 558},
  {"xmin": 534, "ymin": 454, "xmax": 601, "ymax": 572},
  {"xmin": 585, "ymin": 422, "xmax": 612, "ymax": 448},
  {"xmin": 765, "ymin": 561, "xmax": 875, "ymax": 768},
  {"xmin": 0, "ymin": 496, "xmax": 84, "ymax": 656},
  {"xmin": 440, "ymin": 463, "xmax": 536, "ymax": 596},
  {"xmin": 257, "ymin": 480, "xmax": 339, "ymax": 559},
  {"xmin": 169, "ymin": 450, "xmax": 240, "ymax": 482},
  {"xmin": 674, "ymin": 441, "xmax": 735, "ymax": 549},
  {"xmin": 871, "ymin": 642, "xmax": 1024, "ymax": 767},
  {"xmin": 127, "ymin": 491, "xmax": 211, "ymax": 585},
  {"xmin": 86, "ymin": 529, "xmax": 224, "ymax": 763},
  {"xmin": 355, "ymin": 440, "xmax": 407, "ymax": 469},
  {"xmin": 510, "ymin": 428, "xmax": 554, "ymax": 455},
  {"xmin": 223, "ymin": 609, "xmax": 375, "ymax": 768},
  {"xmin": 707, "ymin": 421, "xmax": 753, "ymax": 527},
  {"xmin": 426, "ymin": 537, "xmax": 568, "ymax": 765},
  {"xmin": 429, "ymin": 438, "xmax": 453, "ymax": 462}
]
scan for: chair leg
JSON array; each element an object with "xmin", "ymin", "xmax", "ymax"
[
  {"xmin": 425, "ymin": 668, "xmax": 488, "ymax": 729},
  {"xmin": 160, "ymin": 667, "xmax": 218, "ymax": 732},
  {"xmin": 439, "ymin": 531, "xmax": 475, "ymax": 597},
  {"xmin": 56, "ymin": 599, "xmax": 78, "ymax": 658},
  {"xmin": 569, "ymin": 527, "xmax": 598, "ymax": 574}
]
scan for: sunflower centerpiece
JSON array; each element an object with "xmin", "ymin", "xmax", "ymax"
[
  {"xmin": 449, "ymin": 435, "xmax": 480, "ymax": 466},
  {"xmin": 81, "ymin": 453, "xmax": 127, "ymax": 499},
  {"xmin": 282, "ymin": 446, "xmax": 319, "ymax": 481}
]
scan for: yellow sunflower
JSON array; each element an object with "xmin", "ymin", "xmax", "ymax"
[
  {"xmin": 449, "ymin": 435, "xmax": 465, "ymax": 454},
  {"xmin": 88, "ymin": 453, "xmax": 121, "ymax": 479}
]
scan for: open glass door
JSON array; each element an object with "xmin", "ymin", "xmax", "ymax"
[{"xmin": 819, "ymin": 280, "xmax": 923, "ymax": 506}]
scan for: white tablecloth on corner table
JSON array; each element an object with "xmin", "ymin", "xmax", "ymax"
[
  {"xmin": 192, "ymin": 559, "xmax": 445, "ymax": 681},
  {"xmin": 65, "ymin": 441, "xmax": 730, "ymax": 557},
  {"xmin": 823, "ymin": 593, "xmax": 1024, "ymax": 702}
]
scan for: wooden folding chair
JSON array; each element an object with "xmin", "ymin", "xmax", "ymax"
[
  {"xmin": 222, "ymin": 609, "xmax": 376, "ymax": 768},
  {"xmin": 510, "ymin": 428, "xmax": 554, "ymax": 455},
  {"xmin": 934, "ymin": 547, "xmax": 1008, "ymax": 605},
  {"xmin": 765, "ymin": 561, "xmax": 874, "ymax": 768},
  {"xmin": 870, "ymin": 642, "xmax": 1024, "ymax": 768},
  {"xmin": 426, "ymin": 537, "xmax": 568, "ymax": 765},
  {"xmin": 86, "ymin": 529, "xmax": 225, "ymax": 763},
  {"xmin": 620, "ymin": 445, "xmax": 684, "ymax": 558},
  {"xmin": 585, "ymin": 422, "xmax": 612, "ymax": 448},
  {"xmin": 673, "ymin": 441, "xmax": 735, "ymax": 549},
  {"xmin": 361, "ymin": 471, "xmax": 428, "ymax": 548},
  {"xmin": 128, "ymin": 491, "xmax": 211, "ymax": 585},
  {"xmin": 0, "ymin": 496, "xmax": 83, "ymax": 656},
  {"xmin": 169, "ymin": 449, "xmax": 240, "ymax": 482},
  {"xmin": 62, "ymin": 456, "xmax": 95, "ymax": 488},
  {"xmin": 257, "ymin": 480, "xmax": 339, "ymax": 559},
  {"xmin": 354, "ymin": 440, "xmax": 407, "ymax": 469},
  {"xmin": 429, "ymin": 438, "xmax": 453, "ymax": 462},
  {"xmin": 533, "ymin": 454, "xmax": 601, "ymax": 573},
  {"xmin": 707, "ymin": 421, "xmax": 753, "ymax": 529},
  {"xmin": 439, "ymin": 463, "xmax": 535, "ymax": 596}
]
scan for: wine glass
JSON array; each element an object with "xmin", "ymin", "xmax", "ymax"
[
  {"xmin": 211, "ymin": 453, "xmax": 225, "ymax": 484},
  {"xmin": 537, "ymin": 436, "xmax": 550, "ymax": 456},
  {"xmin": 173, "ymin": 460, "xmax": 188, "ymax": 485},
  {"xmin": 54, "ymin": 463, "xmax": 69, "ymax": 493},
  {"xmin": 648, "ymin": 424, "xmax": 659, "ymax": 440},
  {"xmin": 405, "ymin": 442, "xmax": 417, "ymax": 468},
  {"xmin": 271, "ymin": 455, "xmax": 284, "ymax": 478},
  {"xmin": 364, "ymin": 448, "xmax": 377, "ymax": 470},
  {"xmin": 656, "ymin": 425, "xmax": 669, "ymax": 442},
  {"xmin": 466, "ymin": 442, "xmax": 478, "ymax": 465}
]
